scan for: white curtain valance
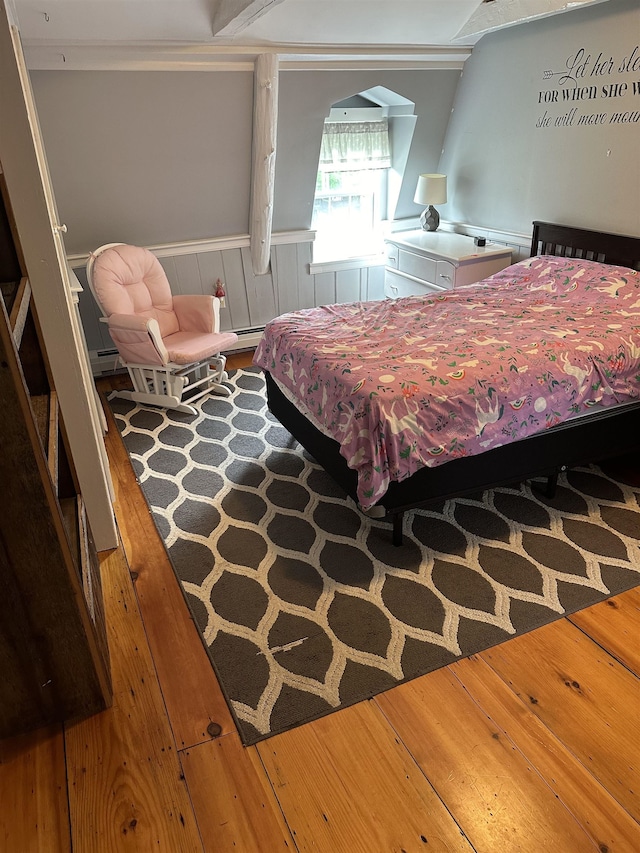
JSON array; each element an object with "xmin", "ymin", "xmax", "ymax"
[{"xmin": 319, "ymin": 119, "xmax": 391, "ymax": 172}]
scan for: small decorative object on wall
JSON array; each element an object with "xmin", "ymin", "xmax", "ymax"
[
  {"xmin": 414, "ymin": 173, "xmax": 447, "ymax": 231},
  {"xmin": 215, "ymin": 278, "xmax": 226, "ymax": 308}
]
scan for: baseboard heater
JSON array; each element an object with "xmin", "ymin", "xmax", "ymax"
[{"xmin": 88, "ymin": 328, "xmax": 264, "ymax": 376}]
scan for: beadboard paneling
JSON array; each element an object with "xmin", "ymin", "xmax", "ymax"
[
  {"xmin": 73, "ymin": 225, "xmax": 531, "ymax": 375},
  {"xmin": 73, "ymin": 235, "xmax": 391, "ymax": 374}
]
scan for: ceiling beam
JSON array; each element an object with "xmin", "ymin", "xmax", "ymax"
[
  {"xmin": 213, "ymin": 0, "xmax": 287, "ymax": 36},
  {"xmin": 454, "ymin": 0, "xmax": 609, "ymax": 41}
]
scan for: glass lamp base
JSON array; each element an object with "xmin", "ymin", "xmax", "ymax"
[{"xmin": 419, "ymin": 205, "xmax": 440, "ymax": 231}]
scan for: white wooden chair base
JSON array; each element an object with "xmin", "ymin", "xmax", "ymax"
[{"xmin": 108, "ymin": 355, "xmax": 232, "ymax": 415}]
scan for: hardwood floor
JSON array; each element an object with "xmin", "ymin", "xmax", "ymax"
[{"xmin": 1, "ymin": 350, "xmax": 639, "ymax": 852}]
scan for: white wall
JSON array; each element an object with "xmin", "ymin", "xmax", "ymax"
[{"xmin": 440, "ymin": 0, "xmax": 640, "ymax": 237}]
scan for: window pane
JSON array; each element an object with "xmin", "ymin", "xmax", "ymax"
[{"xmin": 312, "ymin": 166, "xmax": 386, "ymax": 258}]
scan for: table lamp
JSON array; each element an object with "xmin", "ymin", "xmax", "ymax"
[{"xmin": 414, "ymin": 173, "xmax": 447, "ymax": 231}]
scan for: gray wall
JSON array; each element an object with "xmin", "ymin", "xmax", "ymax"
[
  {"xmin": 31, "ymin": 67, "xmax": 460, "ymax": 254},
  {"xmin": 32, "ymin": 71, "xmax": 254, "ymax": 253},
  {"xmin": 440, "ymin": 0, "xmax": 640, "ymax": 237},
  {"xmin": 274, "ymin": 69, "xmax": 461, "ymax": 231},
  {"xmin": 29, "ymin": 0, "xmax": 639, "ymax": 254}
]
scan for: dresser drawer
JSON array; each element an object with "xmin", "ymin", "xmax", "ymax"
[
  {"xmin": 384, "ymin": 268, "xmax": 446, "ymax": 299},
  {"xmin": 385, "ymin": 243, "xmax": 399, "ymax": 269},
  {"xmin": 436, "ymin": 260, "xmax": 455, "ymax": 288},
  {"xmin": 397, "ymin": 248, "xmax": 437, "ymax": 283}
]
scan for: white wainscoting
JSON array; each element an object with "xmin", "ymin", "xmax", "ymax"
[
  {"xmin": 72, "ymin": 223, "xmax": 529, "ymax": 376},
  {"xmin": 72, "ymin": 231, "xmax": 386, "ymax": 375}
]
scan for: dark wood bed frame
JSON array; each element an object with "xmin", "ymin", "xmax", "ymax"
[{"xmin": 265, "ymin": 221, "xmax": 640, "ymax": 544}]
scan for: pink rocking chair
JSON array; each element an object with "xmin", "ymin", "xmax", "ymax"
[{"xmin": 87, "ymin": 243, "xmax": 238, "ymax": 415}]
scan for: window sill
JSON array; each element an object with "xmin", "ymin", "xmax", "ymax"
[{"xmin": 309, "ymin": 251, "xmax": 385, "ymax": 276}]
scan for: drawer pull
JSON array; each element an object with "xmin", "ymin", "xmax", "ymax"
[{"xmin": 439, "ymin": 273, "xmax": 452, "ymax": 281}]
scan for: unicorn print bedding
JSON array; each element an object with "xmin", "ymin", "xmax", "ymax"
[{"xmin": 253, "ymin": 255, "xmax": 640, "ymax": 509}]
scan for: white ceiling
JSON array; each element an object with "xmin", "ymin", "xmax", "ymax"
[{"xmin": 9, "ymin": 0, "xmax": 608, "ymax": 68}]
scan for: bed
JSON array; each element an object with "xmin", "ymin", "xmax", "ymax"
[{"xmin": 254, "ymin": 221, "xmax": 640, "ymax": 544}]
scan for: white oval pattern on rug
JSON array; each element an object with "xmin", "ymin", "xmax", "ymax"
[{"xmin": 111, "ymin": 367, "xmax": 640, "ymax": 745}]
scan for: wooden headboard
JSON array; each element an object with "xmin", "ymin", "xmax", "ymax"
[{"xmin": 530, "ymin": 221, "xmax": 640, "ymax": 271}]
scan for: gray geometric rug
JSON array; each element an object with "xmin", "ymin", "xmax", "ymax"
[{"xmin": 111, "ymin": 367, "xmax": 640, "ymax": 745}]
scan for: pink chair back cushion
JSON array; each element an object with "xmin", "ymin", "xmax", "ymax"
[{"xmin": 92, "ymin": 245, "xmax": 179, "ymax": 338}]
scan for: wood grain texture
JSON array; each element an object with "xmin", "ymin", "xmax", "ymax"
[
  {"xmin": 102, "ymin": 395, "xmax": 235, "ymax": 750},
  {"xmin": 257, "ymin": 700, "xmax": 473, "ymax": 853},
  {"xmin": 0, "ymin": 297, "xmax": 111, "ymax": 738},
  {"xmin": 451, "ymin": 654, "xmax": 640, "ymax": 852},
  {"xmin": 569, "ymin": 586, "xmax": 640, "ymax": 676},
  {"xmin": 181, "ymin": 733, "xmax": 294, "ymax": 852},
  {"xmin": 87, "ymin": 357, "xmax": 638, "ymax": 852},
  {"xmin": 479, "ymin": 619, "xmax": 640, "ymax": 821},
  {"xmin": 376, "ymin": 666, "xmax": 601, "ymax": 853},
  {"xmin": 0, "ymin": 724, "xmax": 70, "ymax": 852},
  {"xmin": 65, "ymin": 546, "xmax": 203, "ymax": 852}
]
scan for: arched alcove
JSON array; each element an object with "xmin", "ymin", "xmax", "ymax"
[{"xmin": 312, "ymin": 86, "xmax": 417, "ymax": 259}]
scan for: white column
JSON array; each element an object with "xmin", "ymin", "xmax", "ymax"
[{"xmin": 250, "ymin": 52, "xmax": 279, "ymax": 276}]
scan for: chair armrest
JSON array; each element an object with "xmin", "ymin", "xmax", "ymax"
[
  {"xmin": 173, "ymin": 295, "xmax": 222, "ymax": 334},
  {"xmin": 107, "ymin": 313, "xmax": 153, "ymax": 332},
  {"xmin": 107, "ymin": 313, "xmax": 169, "ymax": 366}
]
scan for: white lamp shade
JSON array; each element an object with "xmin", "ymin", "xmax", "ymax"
[{"xmin": 414, "ymin": 173, "xmax": 447, "ymax": 206}]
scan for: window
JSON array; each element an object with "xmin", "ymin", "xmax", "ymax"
[
  {"xmin": 311, "ymin": 89, "xmax": 417, "ymax": 263},
  {"xmin": 312, "ymin": 117, "xmax": 391, "ymax": 260}
]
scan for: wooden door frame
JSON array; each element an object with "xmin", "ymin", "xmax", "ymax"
[{"xmin": 0, "ymin": 1, "xmax": 117, "ymax": 550}]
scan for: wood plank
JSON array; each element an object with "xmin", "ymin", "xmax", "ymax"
[
  {"xmin": 451, "ymin": 654, "xmax": 640, "ymax": 852},
  {"xmin": 195, "ymin": 250, "xmax": 233, "ymax": 332},
  {"xmin": 295, "ymin": 241, "xmax": 315, "ymax": 310},
  {"xmin": 30, "ymin": 392, "xmax": 49, "ymax": 448},
  {"xmin": 313, "ymin": 271, "xmax": 335, "ymax": 306},
  {"xmin": 569, "ymin": 586, "xmax": 640, "ymax": 676},
  {"xmin": 271, "ymin": 243, "xmax": 298, "ymax": 314},
  {"xmin": 65, "ymin": 545, "xmax": 203, "ymax": 852},
  {"xmin": 9, "ymin": 275, "xmax": 30, "ymax": 347},
  {"xmin": 174, "ymin": 253, "xmax": 205, "ymax": 296},
  {"xmin": 181, "ymin": 733, "xmax": 294, "ymax": 852},
  {"xmin": 47, "ymin": 388, "xmax": 59, "ymax": 487},
  {"xmin": 335, "ymin": 268, "xmax": 360, "ymax": 304},
  {"xmin": 241, "ymin": 245, "xmax": 277, "ymax": 327},
  {"xmin": 0, "ymin": 301, "xmax": 111, "ymax": 737},
  {"xmin": 257, "ymin": 700, "xmax": 473, "ymax": 852},
  {"xmin": 365, "ymin": 263, "xmax": 385, "ymax": 301},
  {"xmin": 479, "ymin": 619, "xmax": 640, "ymax": 820},
  {"xmin": 0, "ymin": 724, "xmax": 71, "ymax": 852},
  {"xmin": 222, "ymin": 247, "xmax": 251, "ymax": 330},
  {"xmin": 102, "ymin": 394, "xmax": 235, "ymax": 749},
  {"xmin": 228, "ymin": 351, "xmax": 255, "ymax": 370},
  {"xmin": 376, "ymin": 666, "xmax": 601, "ymax": 853},
  {"xmin": 59, "ymin": 497, "xmax": 79, "ymax": 575}
]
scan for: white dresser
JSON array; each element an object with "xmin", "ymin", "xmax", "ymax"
[{"xmin": 384, "ymin": 231, "xmax": 513, "ymax": 298}]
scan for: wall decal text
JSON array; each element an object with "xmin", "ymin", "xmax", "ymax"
[{"xmin": 536, "ymin": 45, "xmax": 640, "ymax": 129}]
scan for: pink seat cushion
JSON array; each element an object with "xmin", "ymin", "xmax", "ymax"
[
  {"xmin": 164, "ymin": 330, "xmax": 239, "ymax": 365},
  {"xmin": 92, "ymin": 244, "xmax": 180, "ymax": 338}
]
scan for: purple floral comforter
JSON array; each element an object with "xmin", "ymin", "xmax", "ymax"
[{"xmin": 253, "ymin": 256, "xmax": 640, "ymax": 508}]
